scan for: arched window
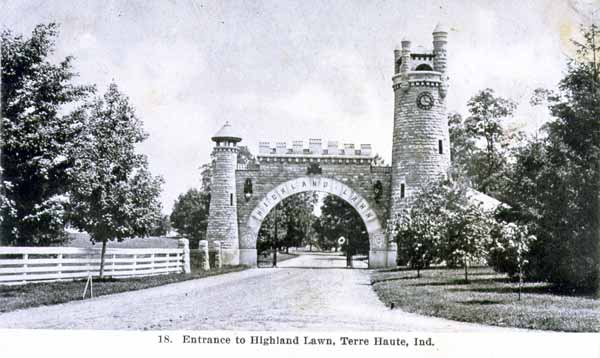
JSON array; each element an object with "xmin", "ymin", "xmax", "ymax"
[{"xmin": 415, "ymin": 64, "xmax": 433, "ymax": 71}]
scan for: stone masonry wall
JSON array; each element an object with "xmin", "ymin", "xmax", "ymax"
[
  {"xmin": 235, "ymin": 160, "xmax": 391, "ymax": 252},
  {"xmin": 206, "ymin": 147, "xmax": 240, "ymax": 252},
  {"xmin": 390, "ymin": 83, "xmax": 451, "ymax": 220}
]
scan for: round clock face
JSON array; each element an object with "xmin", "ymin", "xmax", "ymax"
[{"xmin": 416, "ymin": 92, "xmax": 434, "ymax": 110}]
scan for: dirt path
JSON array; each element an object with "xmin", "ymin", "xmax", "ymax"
[{"xmin": 0, "ymin": 253, "xmax": 529, "ymax": 331}]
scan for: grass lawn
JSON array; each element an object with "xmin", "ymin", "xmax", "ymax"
[
  {"xmin": 0, "ymin": 266, "xmax": 247, "ymax": 314},
  {"xmin": 371, "ymin": 266, "xmax": 600, "ymax": 332}
]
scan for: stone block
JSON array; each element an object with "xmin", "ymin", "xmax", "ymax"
[
  {"xmin": 369, "ymin": 250, "xmax": 388, "ymax": 268},
  {"xmin": 220, "ymin": 248, "xmax": 240, "ymax": 266},
  {"xmin": 239, "ymin": 249, "xmax": 257, "ymax": 266}
]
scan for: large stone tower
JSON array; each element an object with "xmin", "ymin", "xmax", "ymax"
[
  {"xmin": 390, "ymin": 24, "xmax": 451, "ymax": 222},
  {"xmin": 206, "ymin": 121, "xmax": 241, "ymax": 265}
]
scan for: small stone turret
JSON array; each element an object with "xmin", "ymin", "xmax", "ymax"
[
  {"xmin": 432, "ymin": 23, "xmax": 448, "ymax": 97},
  {"xmin": 206, "ymin": 121, "xmax": 241, "ymax": 265},
  {"xmin": 400, "ymin": 38, "xmax": 411, "ymax": 74},
  {"xmin": 390, "ymin": 25, "xmax": 452, "ymax": 225}
]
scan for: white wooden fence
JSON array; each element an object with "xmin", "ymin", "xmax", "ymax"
[{"xmin": 0, "ymin": 238, "xmax": 191, "ymax": 285}]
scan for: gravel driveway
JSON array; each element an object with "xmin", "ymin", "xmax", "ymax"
[{"xmin": 0, "ymin": 253, "xmax": 525, "ymax": 331}]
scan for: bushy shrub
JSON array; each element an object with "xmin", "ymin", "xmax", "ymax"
[{"xmin": 488, "ymin": 221, "xmax": 536, "ymax": 279}]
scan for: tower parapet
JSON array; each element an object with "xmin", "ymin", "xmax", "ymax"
[
  {"xmin": 206, "ymin": 121, "xmax": 241, "ymax": 265},
  {"xmin": 390, "ymin": 24, "xmax": 452, "ymax": 226}
]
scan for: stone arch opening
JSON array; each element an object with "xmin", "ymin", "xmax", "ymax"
[
  {"xmin": 415, "ymin": 63, "xmax": 433, "ymax": 71},
  {"xmin": 239, "ymin": 176, "xmax": 391, "ymax": 268},
  {"xmin": 255, "ymin": 191, "xmax": 370, "ymax": 268}
]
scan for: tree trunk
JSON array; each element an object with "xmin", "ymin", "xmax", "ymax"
[
  {"xmin": 286, "ymin": 246, "xmax": 289, "ymax": 254},
  {"xmin": 99, "ymin": 239, "xmax": 108, "ymax": 278},
  {"xmin": 417, "ymin": 267, "xmax": 420, "ymax": 279},
  {"xmin": 464, "ymin": 258, "xmax": 469, "ymax": 283},
  {"xmin": 483, "ymin": 134, "xmax": 494, "ymax": 194},
  {"xmin": 518, "ymin": 264, "xmax": 523, "ymax": 301}
]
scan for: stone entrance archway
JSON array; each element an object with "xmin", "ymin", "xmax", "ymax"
[
  {"xmin": 206, "ymin": 26, "xmax": 452, "ymax": 269},
  {"xmin": 237, "ymin": 176, "xmax": 392, "ymax": 267},
  {"xmin": 232, "ymin": 146, "xmax": 395, "ymax": 268},
  {"xmin": 203, "ymin": 123, "xmax": 396, "ymax": 268}
]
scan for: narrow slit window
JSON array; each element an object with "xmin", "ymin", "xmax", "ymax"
[
  {"xmin": 400, "ymin": 184, "xmax": 405, "ymax": 199},
  {"xmin": 230, "ymin": 193, "xmax": 233, "ymax": 206},
  {"xmin": 438, "ymin": 139, "xmax": 443, "ymax": 154}
]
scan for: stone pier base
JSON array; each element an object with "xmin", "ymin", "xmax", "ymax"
[
  {"xmin": 369, "ymin": 250, "xmax": 388, "ymax": 268},
  {"xmin": 220, "ymin": 248, "xmax": 240, "ymax": 266},
  {"xmin": 369, "ymin": 248, "xmax": 397, "ymax": 268},
  {"xmin": 387, "ymin": 242, "xmax": 398, "ymax": 268},
  {"xmin": 239, "ymin": 249, "xmax": 257, "ymax": 267}
]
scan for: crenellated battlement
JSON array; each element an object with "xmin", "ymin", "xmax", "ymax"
[
  {"xmin": 393, "ymin": 24, "xmax": 448, "ymax": 97},
  {"xmin": 258, "ymin": 139, "xmax": 373, "ymax": 158}
]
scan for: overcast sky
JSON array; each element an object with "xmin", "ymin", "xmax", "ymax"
[{"xmin": 2, "ymin": 0, "xmax": 598, "ymax": 213}]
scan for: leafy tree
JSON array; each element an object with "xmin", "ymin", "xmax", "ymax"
[
  {"xmin": 444, "ymin": 192, "xmax": 494, "ymax": 282},
  {"xmin": 394, "ymin": 179, "xmax": 494, "ymax": 282},
  {"xmin": 258, "ymin": 202, "xmax": 288, "ymax": 255},
  {"xmin": 1, "ymin": 23, "xmax": 93, "ymax": 245},
  {"xmin": 258, "ymin": 192, "xmax": 318, "ymax": 254},
  {"xmin": 314, "ymin": 195, "xmax": 369, "ymax": 255},
  {"xmin": 150, "ymin": 214, "xmax": 171, "ymax": 237},
  {"xmin": 394, "ymin": 207, "xmax": 440, "ymax": 278},
  {"xmin": 170, "ymin": 188, "xmax": 210, "ymax": 247},
  {"xmin": 507, "ymin": 24, "xmax": 600, "ymax": 291},
  {"xmin": 491, "ymin": 222, "xmax": 536, "ymax": 300},
  {"xmin": 450, "ymin": 89, "xmax": 518, "ymax": 197},
  {"xmin": 67, "ymin": 84, "xmax": 163, "ymax": 277},
  {"xmin": 448, "ymin": 112, "xmax": 476, "ymax": 182},
  {"xmin": 310, "ymin": 217, "xmax": 328, "ymax": 251}
]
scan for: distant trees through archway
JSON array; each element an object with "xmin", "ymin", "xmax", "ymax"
[{"xmin": 256, "ymin": 191, "xmax": 369, "ymax": 266}]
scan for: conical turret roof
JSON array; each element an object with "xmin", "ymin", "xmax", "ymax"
[{"xmin": 211, "ymin": 121, "xmax": 242, "ymax": 142}]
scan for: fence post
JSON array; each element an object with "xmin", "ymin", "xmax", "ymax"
[
  {"xmin": 178, "ymin": 238, "xmax": 191, "ymax": 274},
  {"xmin": 132, "ymin": 254, "xmax": 137, "ymax": 274},
  {"xmin": 22, "ymin": 254, "xmax": 28, "ymax": 284},
  {"xmin": 199, "ymin": 240, "xmax": 209, "ymax": 271},
  {"xmin": 86, "ymin": 253, "xmax": 91, "ymax": 277},
  {"xmin": 57, "ymin": 253, "xmax": 63, "ymax": 281},
  {"xmin": 213, "ymin": 241, "xmax": 223, "ymax": 269},
  {"xmin": 149, "ymin": 253, "xmax": 155, "ymax": 274}
]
